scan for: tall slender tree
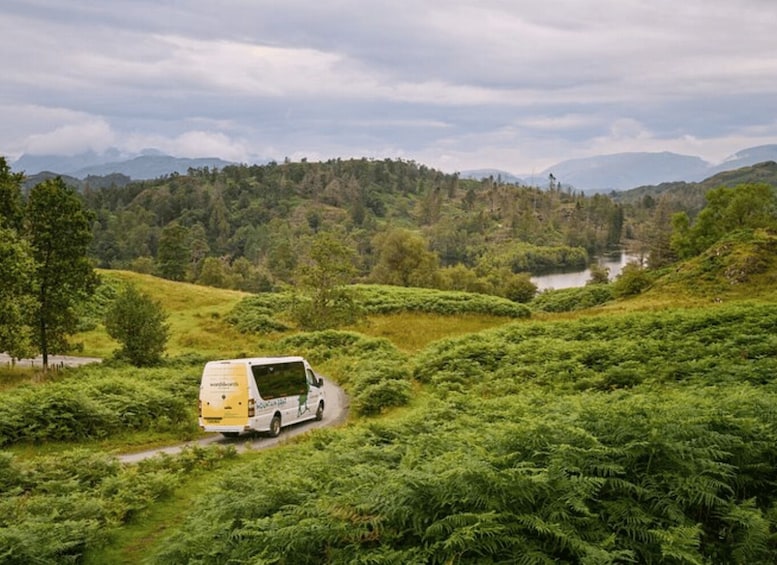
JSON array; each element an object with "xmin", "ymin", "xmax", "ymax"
[
  {"xmin": 0, "ymin": 157, "xmax": 24, "ymax": 231},
  {"xmin": 157, "ymin": 222, "xmax": 191, "ymax": 281},
  {"xmin": 0, "ymin": 227, "xmax": 35, "ymax": 359},
  {"xmin": 25, "ymin": 178, "xmax": 97, "ymax": 369},
  {"xmin": 0, "ymin": 157, "xmax": 33, "ymax": 358}
]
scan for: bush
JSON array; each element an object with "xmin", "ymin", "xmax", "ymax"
[
  {"xmin": 0, "ymin": 445, "xmax": 235, "ymax": 564},
  {"xmin": 531, "ymin": 285, "xmax": 614, "ymax": 312},
  {"xmin": 352, "ymin": 284, "xmax": 531, "ymax": 317},
  {"xmin": 226, "ymin": 286, "xmax": 530, "ymax": 337},
  {"xmin": 352, "ymin": 379, "xmax": 412, "ymax": 416},
  {"xmin": 0, "ymin": 368, "xmax": 196, "ymax": 446},
  {"xmin": 612, "ymin": 262, "xmax": 651, "ymax": 297}
]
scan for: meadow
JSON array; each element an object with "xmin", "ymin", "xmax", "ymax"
[{"xmin": 2, "ymin": 261, "xmax": 777, "ymax": 563}]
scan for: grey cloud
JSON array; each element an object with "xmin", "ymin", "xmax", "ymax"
[{"xmin": 2, "ymin": 0, "xmax": 777, "ymax": 171}]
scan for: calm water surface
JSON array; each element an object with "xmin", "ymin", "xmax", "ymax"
[{"xmin": 531, "ymin": 254, "xmax": 640, "ymax": 291}]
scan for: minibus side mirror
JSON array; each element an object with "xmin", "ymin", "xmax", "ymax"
[{"xmin": 317, "ymin": 377, "xmax": 324, "ymax": 388}]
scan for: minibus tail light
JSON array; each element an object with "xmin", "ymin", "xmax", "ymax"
[{"xmin": 248, "ymin": 398, "xmax": 255, "ymax": 417}]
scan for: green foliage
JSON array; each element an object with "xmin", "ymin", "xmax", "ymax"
[
  {"xmin": 370, "ymin": 227, "xmax": 440, "ymax": 287},
  {"xmin": 531, "ymin": 284, "xmax": 614, "ymax": 313},
  {"xmin": 668, "ymin": 229, "xmax": 777, "ymax": 291},
  {"xmin": 0, "ymin": 445, "xmax": 235, "ymax": 564},
  {"xmin": 156, "ymin": 222, "xmax": 190, "ymax": 281},
  {"xmin": 497, "ymin": 270, "xmax": 538, "ymax": 303},
  {"xmin": 151, "ymin": 302, "xmax": 777, "ymax": 564},
  {"xmin": 74, "ymin": 275, "xmax": 121, "ymax": 332},
  {"xmin": 82, "ymin": 158, "xmax": 638, "ymax": 296},
  {"xmin": 292, "ymin": 231, "xmax": 361, "ymax": 330},
  {"xmin": 225, "ymin": 293, "xmax": 293, "ymax": 334},
  {"xmin": 104, "ymin": 284, "xmax": 170, "ymax": 366},
  {"xmin": 0, "ymin": 227, "xmax": 35, "ymax": 358},
  {"xmin": 671, "ymin": 183, "xmax": 777, "ymax": 258},
  {"xmin": 351, "ymin": 284, "xmax": 532, "ymax": 317},
  {"xmin": 587, "ymin": 263, "xmax": 610, "ymax": 285},
  {"xmin": 414, "ymin": 302, "xmax": 777, "ymax": 391},
  {"xmin": 24, "ymin": 177, "xmax": 98, "ymax": 366},
  {"xmin": 226, "ymin": 285, "xmax": 530, "ymax": 335},
  {"xmin": 277, "ymin": 330, "xmax": 411, "ymax": 415},
  {"xmin": 611, "ymin": 262, "xmax": 652, "ymax": 297},
  {"xmin": 0, "ymin": 365, "xmax": 198, "ymax": 446},
  {"xmin": 196, "ymin": 256, "xmax": 227, "ymax": 287},
  {"xmin": 0, "ymin": 157, "xmax": 24, "ymax": 232},
  {"xmin": 481, "ymin": 242, "xmax": 588, "ymax": 274}
]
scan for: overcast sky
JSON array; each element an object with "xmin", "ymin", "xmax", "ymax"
[{"xmin": 2, "ymin": 0, "xmax": 776, "ymax": 174}]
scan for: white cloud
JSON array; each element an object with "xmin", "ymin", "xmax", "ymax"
[
  {"xmin": 21, "ymin": 117, "xmax": 116, "ymax": 156},
  {"xmin": 123, "ymin": 130, "xmax": 251, "ymax": 162}
]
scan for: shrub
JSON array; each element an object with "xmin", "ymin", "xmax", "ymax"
[
  {"xmin": 531, "ymin": 285, "xmax": 613, "ymax": 312},
  {"xmin": 612, "ymin": 262, "xmax": 651, "ymax": 297},
  {"xmin": 226, "ymin": 286, "xmax": 530, "ymax": 336},
  {"xmin": 0, "ymin": 368, "xmax": 196, "ymax": 446}
]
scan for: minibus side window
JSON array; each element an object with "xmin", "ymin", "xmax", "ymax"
[{"xmin": 252, "ymin": 362, "xmax": 307, "ymax": 399}]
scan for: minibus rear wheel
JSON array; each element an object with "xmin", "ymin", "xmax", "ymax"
[{"xmin": 268, "ymin": 414, "xmax": 282, "ymax": 437}]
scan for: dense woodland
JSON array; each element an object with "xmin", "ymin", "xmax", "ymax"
[
  {"xmin": 82, "ymin": 159, "xmax": 628, "ymax": 292},
  {"xmin": 79, "ymin": 158, "xmax": 777, "ymax": 298}
]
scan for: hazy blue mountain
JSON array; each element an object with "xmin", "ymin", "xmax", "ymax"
[
  {"xmin": 10, "ymin": 144, "xmax": 777, "ymax": 190},
  {"xmin": 459, "ymin": 168, "xmax": 524, "ymax": 184},
  {"xmin": 72, "ymin": 155, "xmax": 235, "ymax": 179},
  {"xmin": 12, "ymin": 150, "xmax": 235, "ymax": 180},
  {"xmin": 13, "ymin": 149, "xmax": 123, "ymax": 176},
  {"xmin": 528, "ymin": 145, "xmax": 777, "ymax": 192},
  {"xmin": 537, "ymin": 152, "xmax": 711, "ymax": 192},
  {"xmin": 708, "ymin": 145, "xmax": 777, "ymax": 175}
]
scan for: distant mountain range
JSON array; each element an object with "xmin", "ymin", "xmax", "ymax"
[
  {"xmin": 11, "ymin": 144, "xmax": 777, "ymax": 191},
  {"xmin": 461, "ymin": 144, "xmax": 777, "ymax": 192},
  {"xmin": 12, "ymin": 149, "xmax": 235, "ymax": 181}
]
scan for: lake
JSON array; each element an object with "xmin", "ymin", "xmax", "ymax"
[{"xmin": 531, "ymin": 253, "xmax": 641, "ymax": 291}]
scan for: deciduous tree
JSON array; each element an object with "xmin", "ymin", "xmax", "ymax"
[
  {"xmin": 370, "ymin": 228, "xmax": 439, "ymax": 288},
  {"xmin": 104, "ymin": 284, "xmax": 169, "ymax": 366},
  {"xmin": 671, "ymin": 183, "xmax": 777, "ymax": 258},
  {"xmin": 0, "ymin": 157, "xmax": 24, "ymax": 231},
  {"xmin": 0, "ymin": 158, "xmax": 33, "ymax": 358},
  {"xmin": 25, "ymin": 178, "xmax": 97, "ymax": 369},
  {"xmin": 0, "ymin": 228, "xmax": 35, "ymax": 358},
  {"xmin": 293, "ymin": 231, "xmax": 359, "ymax": 329}
]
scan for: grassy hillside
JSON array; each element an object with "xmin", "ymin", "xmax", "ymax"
[
  {"xmin": 79, "ymin": 270, "xmax": 253, "ymax": 359},
  {"xmin": 5, "ymin": 234, "xmax": 777, "ymax": 563},
  {"xmin": 77, "ymin": 271, "xmax": 527, "ymax": 359}
]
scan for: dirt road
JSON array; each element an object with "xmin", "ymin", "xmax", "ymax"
[
  {"xmin": 117, "ymin": 377, "xmax": 349, "ymax": 463},
  {"xmin": 0, "ymin": 353, "xmax": 101, "ymax": 368}
]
